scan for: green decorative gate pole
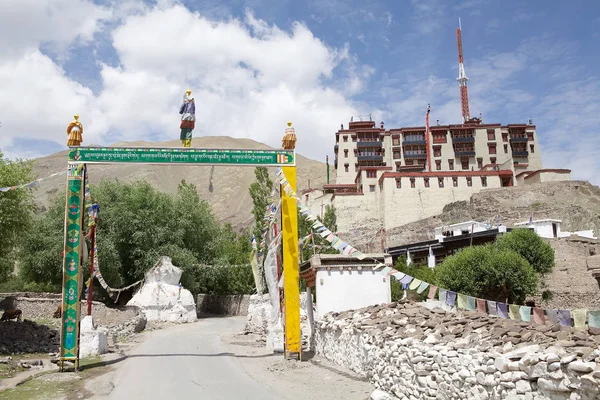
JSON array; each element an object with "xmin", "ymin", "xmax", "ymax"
[{"xmin": 59, "ymin": 170, "xmax": 85, "ymax": 370}]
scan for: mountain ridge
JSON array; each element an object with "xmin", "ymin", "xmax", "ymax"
[{"xmin": 30, "ymin": 136, "xmax": 334, "ymax": 230}]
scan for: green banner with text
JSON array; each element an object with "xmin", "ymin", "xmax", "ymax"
[
  {"xmin": 68, "ymin": 147, "xmax": 295, "ymax": 166},
  {"xmin": 60, "ymin": 176, "xmax": 84, "ymax": 361}
]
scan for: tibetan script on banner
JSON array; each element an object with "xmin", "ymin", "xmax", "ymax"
[
  {"xmin": 68, "ymin": 147, "xmax": 295, "ymax": 166},
  {"xmin": 60, "ymin": 176, "xmax": 84, "ymax": 361}
]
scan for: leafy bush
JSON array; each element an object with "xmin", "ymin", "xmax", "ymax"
[
  {"xmin": 436, "ymin": 244, "xmax": 538, "ymax": 304},
  {"xmin": 18, "ymin": 179, "xmax": 253, "ymax": 294},
  {"xmin": 187, "ymin": 264, "xmax": 256, "ymax": 295},
  {"xmin": 496, "ymin": 228, "xmax": 555, "ymax": 276},
  {"xmin": 0, "ymin": 152, "xmax": 36, "ymax": 282}
]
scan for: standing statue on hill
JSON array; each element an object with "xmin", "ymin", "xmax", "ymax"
[
  {"xmin": 179, "ymin": 89, "xmax": 195, "ymax": 148},
  {"xmin": 66, "ymin": 114, "xmax": 83, "ymax": 147}
]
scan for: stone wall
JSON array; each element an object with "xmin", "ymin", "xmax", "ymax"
[
  {"xmin": 534, "ymin": 238, "xmax": 600, "ymax": 310},
  {"xmin": 196, "ymin": 294, "xmax": 250, "ymax": 317},
  {"xmin": 316, "ymin": 301, "xmax": 600, "ymax": 400},
  {"xmin": 0, "ymin": 293, "xmax": 142, "ymax": 331}
]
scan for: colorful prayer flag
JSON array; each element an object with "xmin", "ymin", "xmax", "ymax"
[
  {"xmin": 428, "ymin": 285, "xmax": 438, "ymax": 299},
  {"xmin": 457, "ymin": 293, "xmax": 467, "ymax": 309},
  {"xmin": 466, "ymin": 296, "xmax": 476, "ymax": 311},
  {"xmin": 519, "ymin": 306, "xmax": 532, "ymax": 322},
  {"xmin": 409, "ymin": 279, "xmax": 422, "ymax": 291},
  {"xmin": 416, "ymin": 281, "xmax": 429, "ymax": 294},
  {"xmin": 508, "ymin": 304, "xmax": 520, "ymax": 320},
  {"xmin": 533, "ymin": 308, "xmax": 545, "ymax": 324},
  {"xmin": 476, "ymin": 298, "xmax": 486, "ymax": 313},
  {"xmin": 572, "ymin": 309, "xmax": 587, "ymax": 329},
  {"xmin": 497, "ymin": 303, "xmax": 509, "ymax": 319},
  {"xmin": 446, "ymin": 291, "xmax": 457, "ymax": 307}
]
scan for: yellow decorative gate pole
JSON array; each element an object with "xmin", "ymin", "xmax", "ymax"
[{"xmin": 281, "ymin": 122, "xmax": 301, "ymax": 359}]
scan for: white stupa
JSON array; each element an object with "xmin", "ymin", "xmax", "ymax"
[{"xmin": 127, "ymin": 256, "xmax": 197, "ymax": 323}]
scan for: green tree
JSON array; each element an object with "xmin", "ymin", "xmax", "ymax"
[
  {"xmin": 19, "ymin": 179, "xmax": 252, "ymax": 293},
  {"xmin": 249, "ymin": 167, "xmax": 273, "ymax": 250},
  {"xmin": 19, "ymin": 191, "xmax": 66, "ymax": 290},
  {"xmin": 435, "ymin": 244, "xmax": 538, "ymax": 304},
  {"xmin": 496, "ymin": 228, "xmax": 555, "ymax": 276},
  {"xmin": 0, "ymin": 152, "xmax": 36, "ymax": 282}
]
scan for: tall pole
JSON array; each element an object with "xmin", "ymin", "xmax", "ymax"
[
  {"xmin": 425, "ymin": 104, "xmax": 431, "ymax": 172},
  {"xmin": 281, "ymin": 122, "xmax": 301, "ymax": 360},
  {"xmin": 457, "ymin": 17, "xmax": 471, "ymax": 122},
  {"xmin": 326, "ymin": 155, "xmax": 330, "ymax": 184}
]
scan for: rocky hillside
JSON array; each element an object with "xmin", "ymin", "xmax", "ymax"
[
  {"xmin": 386, "ymin": 181, "xmax": 600, "ymax": 246},
  {"xmin": 31, "ymin": 137, "xmax": 334, "ymax": 230}
]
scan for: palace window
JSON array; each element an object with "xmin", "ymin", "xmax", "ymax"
[
  {"xmin": 424, "ymin": 178, "xmax": 430, "ymax": 188},
  {"xmin": 393, "ymin": 151, "xmax": 401, "ymax": 159},
  {"xmin": 502, "ymin": 133, "xmax": 508, "ymax": 142},
  {"xmin": 490, "ymin": 157, "xmax": 496, "ymax": 164},
  {"xmin": 488, "ymin": 144, "xmax": 496, "ymax": 154},
  {"xmin": 343, "ymin": 136, "xmax": 348, "ymax": 142},
  {"xmin": 366, "ymin": 171, "xmax": 376, "ymax": 178},
  {"xmin": 467, "ymin": 177, "xmax": 472, "ymax": 187},
  {"xmin": 405, "ymin": 160, "xmax": 414, "ymax": 165},
  {"xmin": 487, "ymin": 129, "xmax": 496, "ymax": 141},
  {"xmin": 395, "ymin": 162, "xmax": 401, "ymax": 172},
  {"xmin": 344, "ymin": 164, "xmax": 349, "ymax": 172},
  {"xmin": 438, "ymin": 177, "xmax": 444, "ymax": 188},
  {"xmin": 461, "ymin": 159, "xmax": 469, "ymax": 170},
  {"xmin": 530, "ymin": 144, "xmax": 535, "ymax": 153},
  {"xmin": 435, "ymin": 160, "xmax": 442, "ymax": 171},
  {"xmin": 448, "ymin": 159, "xmax": 454, "ymax": 170},
  {"xmin": 453, "ymin": 177, "xmax": 458, "ymax": 187},
  {"xmin": 527, "ymin": 132, "xmax": 534, "ymax": 141},
  {"xmin": 504, "ymin": 144, "xmax": 508, "ymax": 154},
  {"xmin": 432, "ymin": 133, "xmax": 447, "ymax": 144},
  {"xmin": 410, "ymin": 178, "xmax": 416, "ymax": 188},
  {"xmin": 481, "ymin": 177, "xmax": 487, "ymax": 187},
  {"xmin": 369, "ymin": 185, "xmax": 375, "ymax": 192},
  {"xmin": 344, "ymin": 149, "xmax": 348, "ymax": 158},
  {"xmin": 392, "ymin": 136, "xmax": 400, "ymax": 146},
  {"xmin": 477, "ymin": 158, "xmax": 483, "ymax": 169},
  {"xmin": 433, "ymin": 146, "xmax": 442, "ymax": 157},
  {"xmin": 396, "ymin": 178, "xmax": 401, "ymax": 188}
]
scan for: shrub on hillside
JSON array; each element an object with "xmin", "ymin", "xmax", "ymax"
[
  {"xmin": 496, "ymin": 228, "xmax": 555, "ymax": 276},
  {"xmin": 435, "ymin": 244, "xmax": 537, "ymax": 304}
]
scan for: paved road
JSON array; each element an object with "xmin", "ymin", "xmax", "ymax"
[{"xmin": 107, "ymin": 318, "xmax": 281, "ymax": 400}]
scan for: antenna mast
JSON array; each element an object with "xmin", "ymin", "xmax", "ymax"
[{"xmin": 456, "ymin": 18, "xmax": 471, "ymax": 122}]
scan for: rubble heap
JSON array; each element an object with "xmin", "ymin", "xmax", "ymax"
[{"xmin": 316, "ymin": 301, "xmax": 600, "ymax": 400}]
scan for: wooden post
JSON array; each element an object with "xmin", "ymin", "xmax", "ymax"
[
  {"xmin": 281, "ymin": 121, "xmax": 301, "ymax": 360},
  {"xmin": 282, "ymin": 165, "xmax": 301, "ymax": 359}
]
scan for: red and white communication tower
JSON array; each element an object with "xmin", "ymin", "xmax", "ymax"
[{"xmin": 456, "ymin": 18, "xmax": 471, "ymax": 122}]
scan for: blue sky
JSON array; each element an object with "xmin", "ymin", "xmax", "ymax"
[{"xmin": 0, "ymin": 0, "xmax": 599, "ymax": 184}]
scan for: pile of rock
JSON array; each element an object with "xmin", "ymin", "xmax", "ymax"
[
  {"xmin": 0, "ymin": 320, "xmax": 59, "ymax": 355},
  {"xmin": 316, "ymin": 301, "xmax": 600, "ymax": 400}
]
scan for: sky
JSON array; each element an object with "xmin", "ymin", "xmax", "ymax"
[{"xmin": 0, "ymin": 0, "xmax": 599, "ymax": 184}]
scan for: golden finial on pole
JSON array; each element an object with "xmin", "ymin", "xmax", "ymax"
[
  {"xmin": 282, "ymin": 121, "xmax": 296, "ymax": 150},
  {"xmin": 67, "ymin": 114, "xmax": 84, "ymax": 147}
]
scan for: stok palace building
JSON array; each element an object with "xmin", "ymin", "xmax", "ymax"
[
  {"xmin": 302, "ymin": 22, "xmax": 571, "ymax": 250},
  {"xmin": 304, "ymin": 117, "xmax": 571, "ymax": 250}
]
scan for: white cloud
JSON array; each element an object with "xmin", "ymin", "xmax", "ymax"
[
  {"xmin": 0, "ymin": 0, "xmax": 112, "ymax": 61},
  {"xmin": 0, "ymin": 1, "xmax": 364, "ymax": 163}
]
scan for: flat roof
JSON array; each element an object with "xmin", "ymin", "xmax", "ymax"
[{"xmin": 514, "ymin": 219, "xmax": 562, "ymax": 226}]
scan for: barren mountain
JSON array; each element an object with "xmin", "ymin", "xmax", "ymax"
[
  {"xmin": 385, "ymin": 180, "xmax": 600, "ymax": 247},
  {"xmin": 31, "ymin": 137, "xmax": 334, "ymax": 229}
]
